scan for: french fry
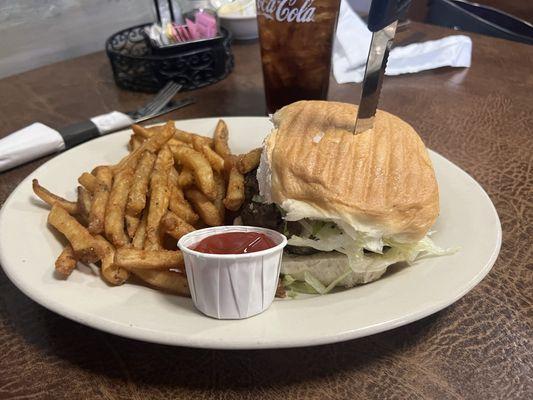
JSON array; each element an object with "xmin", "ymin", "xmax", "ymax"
[
  {"xmin": 177, "ymin": 168, "xmax": 194, "ymax": 187},
  {"xmin": 78, "ymin": 172, "xmax": 98, "ymax": 193},
  {"xmin": 104, "ymin": 168, "xmax": 134, "ymax": 247},
  {"xmin": 126, "ymin": 151, "xmax": 156, "ymax": 217},
  {"xmin": 132, "ymin": 269, "xmax": 190, "ymax": 296},
  {"xmin": 223, "ymin": 166, "xmax": 245, "ymax": 211},
  {"xmin": 161, "ymin": 211, "xmax": 196, "ymax": 240},
  {"xmin": 133, "ymin": 125, "xmax": 191, "ymax": 148},
  {"xmin": 169, "ymin": 184, "xmax": 199, "ymax": 224},
  {"xmin": 115, "ymin": 121, "xmax": 174, "ymax": 172},
  {"xmin": 77, "ymin": 186, "xmax": 92, "ymax": 222},
  {"xmin": 213, "ymin": 172, "xmax": 226, "ymax": 222},
  {"xmin": 132, "ymin": 212, "xmax": 147, "ymax": 249},
  {"xmin": 185, "ymin": 188, "xmax": 223, "ymax": 226},
  {"xmin": 55, "ymin": 245, "xmax": 77, "ymax": 277},
  {"xmin": 171, "ymin": 145, "xmax": 216, "ymax": 200},
  {"xmin": 192, "ymin": 136, "xmax": 225, "ymax": 172},
  {"xmin": 145, "ymin": 146, "xmax": 173, "ymax": 250},
  {"xmin": 47, "ymin": 204, "xmax": 101, "ymax": 263},
  {"xmin": 213, "ymin": 119, "xmax": 231, "ymax": 159},
  {"xmin": 114, "ymin": 248, "xmax": 184, "ymax": 270},
  {"xmin": 174, "ymin": 128, "xmax": 214, "ymax": 147},
  {"xmin": 237, "ymin": 148, "xmax": 262, "ymax": 174},
  {"xmin": 32, "ymin": 179, "xmax": 78, "ymax": 215},
  {"xmin": 129, "ymin": 135, "xmax": 143, "ymax": 151},
  {"xmin": 95, "ymin": 235, "xmax": 129, "ymax": 285},
  {"xmin": 125, "ymin": 214, "xmax": 140, "ymax": 239},
  {"xmin": 88, "ymin": 166, "xmax": 113, "ymax": 234}
]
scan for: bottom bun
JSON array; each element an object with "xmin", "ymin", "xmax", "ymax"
[{"xmin": 281, "ymin": 251, "xmax": 400, "ymax": 288}]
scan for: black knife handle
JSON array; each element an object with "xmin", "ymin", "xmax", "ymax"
[
  {"xmin": 368, "ymin": 0, "xmax": 412, "ymax": 32},
  {"xmin": 59, "ymin": 120, "xmax": 100, "ymax": 149}
]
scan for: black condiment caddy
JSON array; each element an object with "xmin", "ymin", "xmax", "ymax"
[{"xmin": 106, "ymin": 24, "xmax": 233, "ymax": 93}]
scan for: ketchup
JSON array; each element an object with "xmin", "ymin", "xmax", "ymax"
[{"xmin": 192, "ymin": 232, "xmax": 276, "ymax": 254}]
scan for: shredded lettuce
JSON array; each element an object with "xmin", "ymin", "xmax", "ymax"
[{"xmin": 284, "ymin": 220, "xmax": 457, "ymax": 295}]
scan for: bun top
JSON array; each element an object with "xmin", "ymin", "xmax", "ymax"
[{"xmin": 259, "ymin": 101, "xmax": 439, "ymax": 242}]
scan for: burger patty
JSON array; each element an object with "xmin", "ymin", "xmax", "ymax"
[{"xmin": 240, "ymin": 169, "xmax": 317, "ymax": 255}]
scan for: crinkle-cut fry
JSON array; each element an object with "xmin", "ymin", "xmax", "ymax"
[
  {"xmin": 177, "ymin": 168, "xmax": 194, "ymax": 187},
  {"xmin": 171, "ymin": 145, "xmax": 216, "ymax": 200},
  {"xmin": 223, "ymin": 166, "xmax": 245, "ymax": 211},
  {"xmin": 88, "ymin": 166, "xmax": 113, "ymax": 235},
  {"xmin": 213, "ymin": 172, "xmax": 226, "ymax": 222},
  {"xmin": 126, "ymin": 151, "xmax": 156, "ymax": 217},
  {"xmin": 125, "ymin": 214, "xmax": 141, "ymax": 239},
  {"xmin": 132, "ymin": 269, "xmax": 190, "ymax": 296},
  {"xmin": 192, "ymin": 136, "xmax": 225, "ymax": 172},
  {"xmin": 145, "ymin": 146, "xmax": 173, "ymax": 250},
  {"xmin": 132, "ymin": 212, "xmax": 147, "ymax": 249},
  {"xmin": 185, "ymin": 188, "xmax": 223, "ymax": 226},
  {"xmin": 47, "ymin": 204, "xmax": 102, "ymax": 263},
  {"xmin": 161, "ymin": 211, "xmax": 196, "ymax": 240},
  {"xmin": 78, "ymin": 172, "xmax": 98, "ymax": 193},
  {"xmin": 115, "ymin": 248, "xmax": 184, "ymax": 270},
  {"xmin": 105, "ymin": 168, "xmax": 134, "ymax": 248},
  {"xmin": 55, "ymin": 245, "xmax": 77, "ymax": 277},
  {"xmin": 77, "ymin": 186, "xmax": 92, "ymax": 222},
  {"xmin": 95, "ymin": 235, "xmax": 129, "ymax": 285},
  {"xmin": 115, "ymin": 121, "xmax": 174, "ymax": 172},
  {"xmin": 32, "ymin": 179, "xmax": 78, "ymax": 215},
  {"xmin": 237, "ymin": 148, "xmax": 262, "ymax": 174},
  {"xmin": 213, "ymin": 119, "xmax": 231, "ymax": 159}
]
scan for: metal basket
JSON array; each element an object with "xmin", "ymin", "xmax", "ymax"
[{"xmin": 105, "ymin": 24, "xmax": 234, "ymax": 93}]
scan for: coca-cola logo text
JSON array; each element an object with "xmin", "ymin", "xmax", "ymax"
[{"xmin": 257, "ymin": 0, "xmax": 316, "ymax": 23}]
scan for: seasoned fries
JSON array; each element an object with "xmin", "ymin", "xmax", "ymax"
[
  {"xmin": 223, "ymin": 166, "xmax": 245, "ymax": 211},
  {"xmin": 33, "ymin": 179, "xmax": 78, "ymax": 214},
  {"xmin": 96, "ymin": 235, "xmax": 129, "ymax": 285},
  {"xmin": 213, "ymin": 119, "xmax": 231, "ymax": 158},
  {"xmin": 105, "ymin": 168, "xmax": 134, "ymax": 247},
  {"xmin": 55, "ymin": 245, "xmax": 77, "ymax": 277},
  {"xmin": 171, "ymin": 145, "xmax": 216, "ymax": 200},
  {"xmin": 126, "ymin": 151, "xmax": 156, "ymax": 217},
  {"xmin": 145, "ymin": 146, "xmax": 173, "ymax": 250},
  {"xmin": 48, "ymin": 204, "xmax": 101, "ymax": 263},
  {"xmin": 88, "ymin": 166, "xmax": 112, "ymax": 234},
  {"xmin": 237, "ymin": 148, "xmax": 262, "ymax": 174},
  {"xmin": 185, "ymin": 188, "xmax": 223, "ymax": 226},
  {"xmin": 132, "ymin": 269, "xmax": 190, "ymax": 296},
  {"xmin": 78, "ymin": 172, "xmax": 98, "ymax": 193},
  {"xmin": 34, "ymin": 118, "xmax": 252, "ymax": 298},
  {"xmin": 115, "ymin": 248, "xmax": 184, "ymax": 270},
  {"xmin": 161, "ymin": 211, "xmax": 195, "ymax": 240}
]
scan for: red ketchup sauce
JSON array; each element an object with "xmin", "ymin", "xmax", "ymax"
[{"xmin": 192, "ymin": 232, "xmax": 276, "ymax": 254}]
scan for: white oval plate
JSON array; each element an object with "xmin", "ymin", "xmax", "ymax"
[{"xmin": 0, "ymin": 117, "xmax": 501, "ymax": 349}]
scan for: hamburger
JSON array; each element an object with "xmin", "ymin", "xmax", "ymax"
[{"xmin": 241, "ymin": 100, "xmax": 447, "ymax": 294}]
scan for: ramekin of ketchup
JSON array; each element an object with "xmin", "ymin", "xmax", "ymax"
[{"xmin": 178, "ymin": 226, "xmax": 287, "ymax": 320}]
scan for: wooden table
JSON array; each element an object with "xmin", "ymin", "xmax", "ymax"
[{"xmin": 0, "ymin": 22, "xmax": 531, "ymax": 399}]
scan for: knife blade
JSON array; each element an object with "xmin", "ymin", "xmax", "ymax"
[{"xmin": 354, "ymin": 0, "xmax": 412, "ymax": 134}]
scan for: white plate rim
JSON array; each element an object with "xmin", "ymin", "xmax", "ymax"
[{"xmin": 0, "ymin": 117, "xmax": 502, "ymax": 349}]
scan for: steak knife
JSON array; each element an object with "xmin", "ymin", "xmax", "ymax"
[{"xmin": 354, "ymin": 0, "xmax": 412, "ymax": 134}]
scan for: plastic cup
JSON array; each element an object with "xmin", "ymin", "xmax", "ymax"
[{"xmin": 178, "ymin": 226, "xmax": 287, "ymax": 319}]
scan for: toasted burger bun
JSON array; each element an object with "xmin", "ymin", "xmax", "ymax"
[{"xmin": 258, "ymin": 101, "xmax": 439, "ymax": 243}]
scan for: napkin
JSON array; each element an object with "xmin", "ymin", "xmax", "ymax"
[{"xmin": 333, "ymin": 0, "xmax": 473, "ymax": 84}]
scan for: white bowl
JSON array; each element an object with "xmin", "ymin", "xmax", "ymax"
[
  {"xmin": 178, "ymin": 226, "xmax": 287, "ymax": 319},
  {"xmin": 219, "ymin": 14, "xmax": 258, "ymax": 40}
]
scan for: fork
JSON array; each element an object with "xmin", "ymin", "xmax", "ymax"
[{"xmin": 127, "ymin": 81, "xmax": 183, "ymax": 120}]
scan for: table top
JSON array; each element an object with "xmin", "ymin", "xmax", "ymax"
[{"xmin": 0, "ymin": 22, "xmax": 531, "ymax": 399}]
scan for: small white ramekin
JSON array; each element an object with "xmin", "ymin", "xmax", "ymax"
[{"xmin": 178, "ymin": 226, "xmax": 287, "ymax": 319}]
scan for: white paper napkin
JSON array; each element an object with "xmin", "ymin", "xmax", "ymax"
[{"xmin": 333, "ymin": 0, "xmax": 473, "ymax": 84}]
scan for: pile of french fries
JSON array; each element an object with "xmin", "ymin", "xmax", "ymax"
[{"xmin": 32, "ymin": 120, "xmax": 262, "ymax": 296}]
